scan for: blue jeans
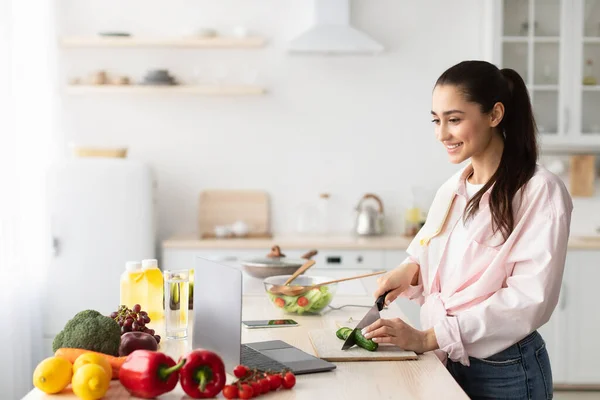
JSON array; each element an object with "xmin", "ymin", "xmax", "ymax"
[{"xmin": 446, "ymin": 331, "xmax": 553, "ymax": 400}]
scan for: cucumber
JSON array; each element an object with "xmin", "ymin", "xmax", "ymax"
[
  {"xmin": 354, "ymin": 329, "xmax": 378, "ymax": 351},
  {"xmin": 336, "ymin": 327, "xmax": 353, "ymax": 340},
  {"xmin": 335, "ymin": 327, "xmax": 378, "ymax": 351}
]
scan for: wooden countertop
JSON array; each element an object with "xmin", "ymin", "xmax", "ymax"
[
  {"xmin": 163, "ymin": 233, "xmax": 600, "ymax": 250},
  {"xmin": 23, "ymin": 295, "xmax": 469, "ymax": 399}
]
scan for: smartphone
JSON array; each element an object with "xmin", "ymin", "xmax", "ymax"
[{"xmin": 242, "ymin": 319, "xmax": 299, "ymax": 329}]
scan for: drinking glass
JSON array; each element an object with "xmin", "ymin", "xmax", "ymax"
[{"xmin": 163, "ymin": 269, "xmax": 190, "ymax": 339}]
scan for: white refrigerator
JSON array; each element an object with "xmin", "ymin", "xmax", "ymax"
[{"xmin": 42, "ymin": 158, "xmax": 156, "ymax": 357}]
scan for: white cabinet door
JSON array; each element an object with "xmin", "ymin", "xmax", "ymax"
[
  {"xmin": 565, "ymin": 250, "xmax": 600, "ymax": 384},
  {"xmin": 537, "ymin": 298, "xmax": 567, "ymax": 384},
  {"xmin": 489, "ymin": 0, "xmax": 600, "ymax": 152}
]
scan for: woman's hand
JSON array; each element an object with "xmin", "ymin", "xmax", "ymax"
[
  {"xmin": 374, "ymin": 262, "xmax": 420, "ymax": 305},
  {"xmin": 361, "ymin": 318, "xmax": 438, "ymax": 354}
]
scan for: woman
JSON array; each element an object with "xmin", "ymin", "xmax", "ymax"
[{"xmin": 362, "ymin": 60, "xmax": 572, "ymax": 399}]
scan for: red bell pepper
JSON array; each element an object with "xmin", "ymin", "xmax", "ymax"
[
  {"xmin": 179, "ymin": 349, "xmax": 226, "ymax": 398},
  {"xmin": 119, "ymin": 350, "xmax": 185, "ymax": 399}
]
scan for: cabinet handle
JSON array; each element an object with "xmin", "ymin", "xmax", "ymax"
[
  {"xmin": 563, "ymin": 108, "xmax": 570, "ymax": 134},
  {"xmin": 559, "ymin": 282, "xmax": 567, "ymax": 310}
]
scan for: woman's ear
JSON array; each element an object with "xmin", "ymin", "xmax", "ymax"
[{"xmin": 490, "ymin": 102, "xmax": 505, "ymax": 128}]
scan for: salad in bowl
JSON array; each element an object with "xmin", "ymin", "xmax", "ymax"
[{"xmin": 263, "ymin": 275, "xmax": 337, "ymax": 315}]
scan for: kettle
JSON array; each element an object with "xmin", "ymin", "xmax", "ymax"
[{"xmin": 354, "ymin": 193, "xmax": 385, "ymax": 236}]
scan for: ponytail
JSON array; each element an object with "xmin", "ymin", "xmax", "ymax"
[{"xmin": 435, "ymin": 61, "xmax": 538, "ymax": 241}]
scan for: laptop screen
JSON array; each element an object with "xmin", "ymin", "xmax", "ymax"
[{"xmin": 192, "ymin": 257, "xmax": 243, "ymax": 373}]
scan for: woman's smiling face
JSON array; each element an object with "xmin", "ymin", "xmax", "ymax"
[{"xmin": 431, "ymin": 84, "xmax": 498, "ymax": 164}]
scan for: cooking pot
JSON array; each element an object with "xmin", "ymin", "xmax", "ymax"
[
  {"xmin": 240, "ymin": 246, "xmax": 318, "ymax": 279},
  {"xmin": 354, "ymin": 193, "xmax": 385, "ymax": 236}
]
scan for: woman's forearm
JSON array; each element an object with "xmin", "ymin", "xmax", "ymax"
[{"xmin": 405, "ymin": 262, "xmax": 420, "ymax": 286}]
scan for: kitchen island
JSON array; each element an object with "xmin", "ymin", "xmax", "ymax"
[{"xmin": 23, "ymin": 294, "xmax": 468, "ymax": 399}]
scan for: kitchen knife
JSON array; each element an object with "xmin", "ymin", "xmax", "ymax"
[{"xmin": 341, "ymin": 290, "xmax": 391, "ymax": 350}]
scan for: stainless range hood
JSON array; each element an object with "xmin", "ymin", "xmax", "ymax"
[{"xmin": 288, "ymin": 0, "xmax": 384, "ymax": 55}]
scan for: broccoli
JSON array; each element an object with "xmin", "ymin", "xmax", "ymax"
[{"xmin": 52, "ymin": 309, "xmax": 121, "ymax": 356}]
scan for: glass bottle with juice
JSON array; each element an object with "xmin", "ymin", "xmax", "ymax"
[
  {"xmin": 141, "ymin": 259, "xmax": 164, "ymax": 322},
  {"xmin": 119, "ymin": 261, "xmax": 144, "ymax": 309}
]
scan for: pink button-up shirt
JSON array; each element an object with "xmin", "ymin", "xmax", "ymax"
[{"xmin": 400, "ymin": 163, "xmax": 573, "ymax": 366}]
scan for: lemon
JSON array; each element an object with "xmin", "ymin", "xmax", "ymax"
[
  {"xmin": 32, "ymin": 356, "xmax": 72, "ymax": 394},
  {"xmin": 71, "ymin": 363, "xmax": 110, "ymax": 400},
  {"xmin": 73, "ymin": 352, "xmax": 112, "ymax": 381}
]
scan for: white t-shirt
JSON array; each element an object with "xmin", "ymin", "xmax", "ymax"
[{"xmin": 439, "ymin": 179, "xmax": 485, "ymax": 287}]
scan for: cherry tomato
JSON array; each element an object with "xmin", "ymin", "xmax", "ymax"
[
  {"xmin": 259, "ymin": 377, "xmax": 271, "ymax": 394},
  {"xmin": 274, "ymin": 297, "xmax": 285, "ymax": 308},
  {"xmin": 250, "ymin": 381, "xmax": 262, "ymax": 397},
  {"xmin": 233, "ymin": 364, "xmax": 249, "ymax": 379},
  {"xmin": 267, "ymin": 373, "xmax": 282, "ymax": 391},
  {"xmin": 282, "ymin": 371, "xmax": 296, "ymax": 389},
  {"xmin": 238, "ymin": 384, "xmax": 254, "ymax": 399},
  {"xmin": 223, "ymin": 385, "xmax": 239, "ymax": 399},
  {"xmin": 297, "ymin": 296, "xmax": 308, "ymax": 307}
]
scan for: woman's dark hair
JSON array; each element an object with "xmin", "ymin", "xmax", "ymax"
[{"xmin": 435, "ymin": 60, "xmax": 538, "ymax": 241}]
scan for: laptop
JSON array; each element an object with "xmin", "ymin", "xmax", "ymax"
[{"xmin": 192, "ymin": 257, "xmax": 336, "ymax": 375}]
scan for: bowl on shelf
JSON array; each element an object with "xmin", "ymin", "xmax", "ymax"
[{"xmin": 263, "ymin": 275, "xmax": 337, "ymax": 315}]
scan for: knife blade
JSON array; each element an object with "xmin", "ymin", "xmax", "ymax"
[{"xmin": 341, "ymin": 290, "xmax": 391, "ymax": 350}]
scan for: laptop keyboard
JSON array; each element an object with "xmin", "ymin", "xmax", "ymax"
[{"xmin": 241, "ymin": 344, "xmax": 288, "ymax": 372}]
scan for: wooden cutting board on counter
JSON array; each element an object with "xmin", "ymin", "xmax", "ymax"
[
  {"xmin": 569, "ymin": 155, "xmax": 596, "ymax": 197},
  {"xmin": 198, "ymin": 190, "xmax": 271, "ymax": 238},
  {"xmin": 308, "ymin": 328, "xmax": 418, "ymax": 362}
]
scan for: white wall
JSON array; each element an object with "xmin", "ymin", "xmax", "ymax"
[{"xmin": 56, "ymin": 1, "xmax": 597, "ymax": 241}]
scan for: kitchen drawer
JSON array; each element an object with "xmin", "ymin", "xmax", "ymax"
[
  {"xmin": 162, "ymin": 248, "xmax": 265, "ymax": 270},
  {"xmin": 165, "ymin": 248, "xmax": 387, "ymax": 271},
  {"xmin": 306, "ymin": 250, "xmax": 385, "ymax": 270}
]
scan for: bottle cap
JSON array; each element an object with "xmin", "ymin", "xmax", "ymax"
[
  {"xmin": 125, "ymin": 261, "xmax": 141, "ymax": 272},
  {"xmin": 141, "ymin": 259, "xmax": 158, "ymax": 270}
]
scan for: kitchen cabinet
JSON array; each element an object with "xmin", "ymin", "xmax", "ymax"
[
  {"xmin": 162, "ymin": 248, "xmax": 389, "ymax": 272},
  {"xmin": 490, "ymin": 0, "xmax": 600, "ymax": 153},
  {"xmin": 562, "ymin": 250, "xmax": 600, "ymax": 385},
  {"xmin": 537, "ymin": 250, "xmax": 600, "ymax": 387},
  {"xmin": 41, "ymin": 160, "xmax": 155, "ymax": 360}
]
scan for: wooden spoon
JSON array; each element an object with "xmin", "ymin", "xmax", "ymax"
[
  {"xmin": 282, "ymin": 259, "xmax": 316, "ymax": 286},
  {"xmin": 269, "ymin": 270, "xmax": 387, "ymax": 297}
]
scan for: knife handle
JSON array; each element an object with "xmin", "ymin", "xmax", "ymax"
[{"xmin": 376, "ymin": 290, "xmax": 392, "ymax": 311}]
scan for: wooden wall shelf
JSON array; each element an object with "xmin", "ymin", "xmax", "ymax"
[
  {"xmin": 60, "ymin": 36, "xmax": 267, "ymax": 49},
  {"xmin": 66, "ymin": 84, "xmax": 266, "ymax": 96}
]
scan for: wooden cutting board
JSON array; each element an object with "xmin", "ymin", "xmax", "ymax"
[
  {"xmin": 570, "ymin": 155, "xmax": 596, "ymax": 197},
  {"xmin": 198, "ymin": 190, "xmax": 271, "ymax": 238},
  {"xmin": 308, "ymin": 328, "xmax": 418, "ymax": 362}
]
